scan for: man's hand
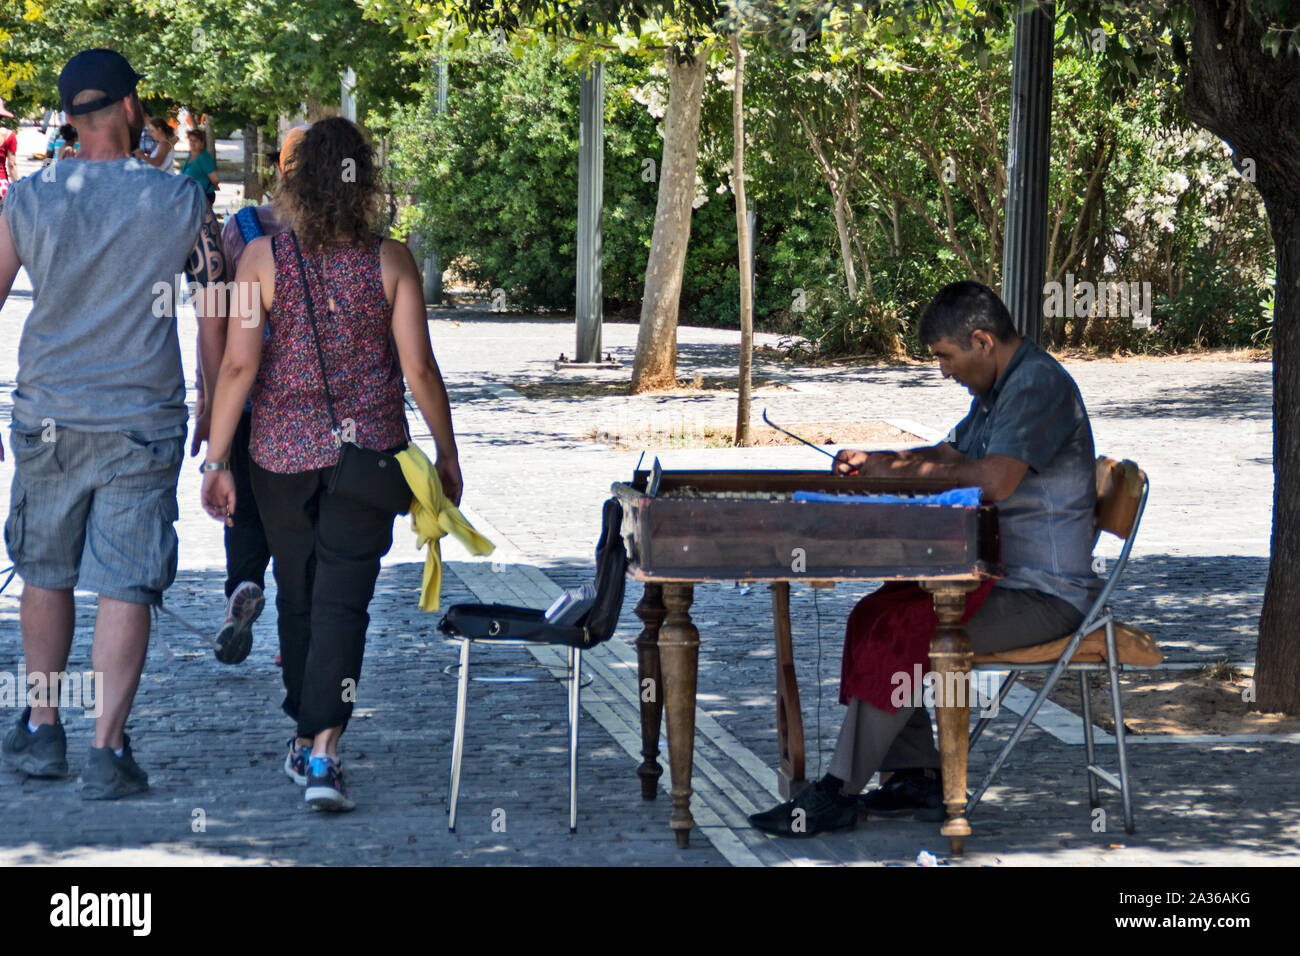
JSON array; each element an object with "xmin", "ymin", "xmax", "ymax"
[
  {"xmin": 833, "ymin": 449, "xmax": 867, "ymax": 476},
  {"xmin": 437, "ymin": 455, "xmax": 463, "ymax": 508},
  {"xmin": 190, "ymin": 410, "xmax": 210, "ymax": 457},
  {"xmin": 201, "ymin": 469, "xmax": 237, "ymax": 527}
]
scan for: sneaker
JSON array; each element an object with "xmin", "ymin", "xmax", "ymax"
[
  {"xmin": 857, "ymin": 769, "xmax": 946, "ymax": 822},
  {"xmin": 304, "ymin": 756, "xmax": 355, "ymax": 812},
  {"xmin": 749, "ymin": 777, "xmax": 857, "ymax": 838},
  {"xmin": 284, "ymin": 737, "xmax": 310, "ymax": 786},
  {"xmin": 79, "ymin": 736, "xmax": 149, "ymax": 800},
  {"xmin": 215, "ymin": 581, "xmax": 265, "ymax": 665},
  {"xmin": 2, "ymin": 707, "xmax": 68, "ymax": 778}
]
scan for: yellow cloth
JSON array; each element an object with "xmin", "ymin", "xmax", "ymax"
[{"xmin": 396, "ymin": 444, "xmax": 494, "ymax": 611}]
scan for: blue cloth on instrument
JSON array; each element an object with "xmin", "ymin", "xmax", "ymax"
[{"xmin": 793, "ymin": 487, "xmax": 982, "ymax": 507}]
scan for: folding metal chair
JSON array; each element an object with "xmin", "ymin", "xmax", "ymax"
[
  {"xmin": 966, "ymin": 457, "xmax": 1153, "ymax": 834},
  {"xmin": 438, "ymin": 498, "xmax": 627, "ymax": 834}
]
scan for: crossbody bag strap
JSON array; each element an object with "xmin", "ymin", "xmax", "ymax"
[{"xmin": 288, "ymin": 231, "xmax": 341, "ymax": 434}]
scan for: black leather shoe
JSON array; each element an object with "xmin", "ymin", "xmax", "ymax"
[
  {"xmin": 858, "ymin": 769, "xmax": 945, "ymax": 821},
  {"xmin": 749, "ymin": 778, "xmax": 857, "ymax": 838}
]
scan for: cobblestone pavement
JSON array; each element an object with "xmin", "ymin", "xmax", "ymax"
[{"xmin": 0, "ymin": 138, "xmax": 1292, "ymax": 863}]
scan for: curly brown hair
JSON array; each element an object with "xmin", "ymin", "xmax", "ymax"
[{"xmin": 274, "ymin": 117, "xmax": 380, "ymax": 253}]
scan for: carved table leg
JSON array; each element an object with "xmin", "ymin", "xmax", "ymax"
[
  {"xmin": 922, "ymin": 580, "xmax": 980, "ymax": 857},
  {"xmin": 635, "ymin": 583, "xmax": 666, "ymax": 799},
  {"xmin": 659, "ymin": 584, "xmax": 699, "ymax": 848},
  {"xmin": 771, "ymin": 582, "xmax": 807, "ymax": 799}
]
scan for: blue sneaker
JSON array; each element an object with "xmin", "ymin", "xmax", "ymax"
[{"xmin": 304, "ymin": 755, "xmax": 355, "ymax": 812}]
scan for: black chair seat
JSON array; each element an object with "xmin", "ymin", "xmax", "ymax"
[
  {"xmin": 439, "ymin": 498, "xmax": 629, "ymax": 833},
  {"xmin": 439, "ymin": 602, "xmax": 589, "ymax": 648}
]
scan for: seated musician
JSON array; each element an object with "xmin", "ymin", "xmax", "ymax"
[{"xmin": 750, "ymin": 280, "xmax": 1102, "ymax": 838}]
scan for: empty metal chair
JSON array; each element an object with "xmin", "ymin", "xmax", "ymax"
[{"xmin": 439, "ymin": 498, "xmax": 627, "ymax": 833}]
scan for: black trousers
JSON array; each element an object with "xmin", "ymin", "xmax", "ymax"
[
  {"xmin": 827, "ymin": 587, "xmax": 1085, "ymax": 791},
  {"xmin": 250, "ymin": 460, "xmax": 395, "ymax": 739},
  {"xmin": 225, "ymin": 409, "xmax": 271, "ymax": 598}
]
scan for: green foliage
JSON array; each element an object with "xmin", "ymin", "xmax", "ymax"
[
  {"xmin": 380, "ymin": 38, "xmax": 806, "ymax": 318},
  {"xmin": 1147, "ymin": 253, "xmax": 1274, "ymax": 351},
  {"xmin": 0, "ymin": 0, "xmax": 421, "ymax": 127},
  {"xmin": 792, "ymin": 287, "xmax": 913, "ymax": 357},
  {"xmin": 378, "ymin": 41, "xmax": 669, "ymax": 310},
  {"xmin": 738, "ymin": 9, "xmax": 1276, "ymax": 357}
]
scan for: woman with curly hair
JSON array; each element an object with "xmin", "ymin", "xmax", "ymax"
[{"xmin": 200, "ymin": 117, "xmax": 462, "ymax": 811}]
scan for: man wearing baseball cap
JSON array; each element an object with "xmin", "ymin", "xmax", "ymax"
[{"xmin": 0, "ymin": 49, "xmax": 229, "ymax": 799}]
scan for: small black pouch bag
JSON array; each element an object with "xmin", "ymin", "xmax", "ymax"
[{"xmin": 289, "ymin": 233, "xmax": 411, "ymax": 515}]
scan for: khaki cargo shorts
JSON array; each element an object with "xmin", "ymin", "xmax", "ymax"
[{"xmin": 5, "ymin": 420, "xmax": 184, "ymax": 606}]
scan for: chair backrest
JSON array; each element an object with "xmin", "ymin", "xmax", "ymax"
[
  {"xmin": 1095, "ymin": 457, "xmax": 1147, "ymax": 541},
  {"xmin": 581, "ymin": 497, "xmax": 628, "ymax": 645},
  {"xmin": 1085, "ymin": 456, "xmax": 1149, "ymax": 628}
]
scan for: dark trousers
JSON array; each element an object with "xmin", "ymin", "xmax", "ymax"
[
  {"xmin": 827, "ymin": 587, "xmax": 1084, "ymax": 791},
  {"xmin": 225, "ymin": 409, "xmax": 271, "ymax": 598},
  {"xmin": 250, "ymin": 460, "xmax": 395, "ymax": 739}
]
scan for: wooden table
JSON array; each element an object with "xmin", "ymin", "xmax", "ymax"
[{"xmin": 613, "ymin": 469, "xmax": 1001, "ymax": 855}]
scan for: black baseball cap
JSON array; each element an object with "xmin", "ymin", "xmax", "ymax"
[{"xmin": 59, "ymin": 49, "xmax": 146, "ymax": 116}]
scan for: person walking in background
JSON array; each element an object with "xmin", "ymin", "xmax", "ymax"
[
  {"xmin": 0, "ymin": 48, "xmax": 227, "ymax": 799},
  {"xmin": 56, "ymin": 124, "xmax": 78, "ymax": 160},
  {"xmin": 201, "ymin": 117, "xmax": 461, "ymax": 812},
  {"xmin": 0, "ymin": 99, "xmax": 18, "ymax": 207},
  {"xmin": 135, "ymin": 117, "xmax": 176, "ymax": 171},
  {"xmin": 192, "ymin": 126, "xmax": 307, "ymax": 665},
  {"xmin": 181, "ymin": 127, "xmax": 218, "ymax": 206}
]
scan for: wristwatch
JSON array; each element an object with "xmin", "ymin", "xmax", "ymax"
[{"xmin": 200, "ymin": 461, "xmax": 230, "ymax": 475}]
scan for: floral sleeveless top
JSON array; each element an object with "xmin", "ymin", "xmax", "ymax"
[{"xmin": 250, "ymin": 232, "xmax": 406, "ymax": 473}]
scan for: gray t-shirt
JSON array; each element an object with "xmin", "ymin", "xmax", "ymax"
[
  {"xmin": 946, "ymin": 339, "xmax": 1102, "ymax": 614},
  {"xmin": 3, "ymin": 157, "xmax": 207, "ymax": 437}
]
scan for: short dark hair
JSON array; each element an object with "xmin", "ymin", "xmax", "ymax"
[
  {"xmin": 59, "ymin": 123, "xmax": 77, "ymax": 143},
  {"xmin": 918, "ymin": 281, "xmax": 1017, "ymax": 348}
]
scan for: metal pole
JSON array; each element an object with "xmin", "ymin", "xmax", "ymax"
[
  {"xmin": 423, "ymin": 56, "xmax": 449, "ymax": 306},
  {"xmin": 576, "ymin": 63, "xmax": 605, "ymax": 363},
  {"xmin": 341, "ymin": 67, "xmax": 357, "ymax": 123},
  {"xmin": 1000, "ymin": 1, "xmax": 1054, "ymax": 345}
]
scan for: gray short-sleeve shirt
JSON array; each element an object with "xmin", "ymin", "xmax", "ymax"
[
  {"xmin": 3, "ymin": 157, "xmax": 208, "ymax": 437},
  {"xmin": 947, "ymin": 339, "xmax": 1102, "ymax": 614}
]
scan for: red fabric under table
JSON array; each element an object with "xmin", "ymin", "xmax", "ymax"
[{"xmin": 840, "ymin": 580, "xmax": 996, "ymax": 713}]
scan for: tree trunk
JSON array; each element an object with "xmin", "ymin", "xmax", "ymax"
[
  {"xmin": 1185, "ymin": 0, "xmax": 1300, "ymax": 714},
  {"xmin": 732, "ymin": 35, "xmax": 753, "ymax": 447},
  {"xmin": 832, "ymin": 194, "xmax": 859, "ymax": 299},
  {"xmin": 631, "ymin": 47, "xmax": 710, "ymax": 393},
  {"xmin": 890, "ymin": 198, "xmax": 902, "ymax": 258}
]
